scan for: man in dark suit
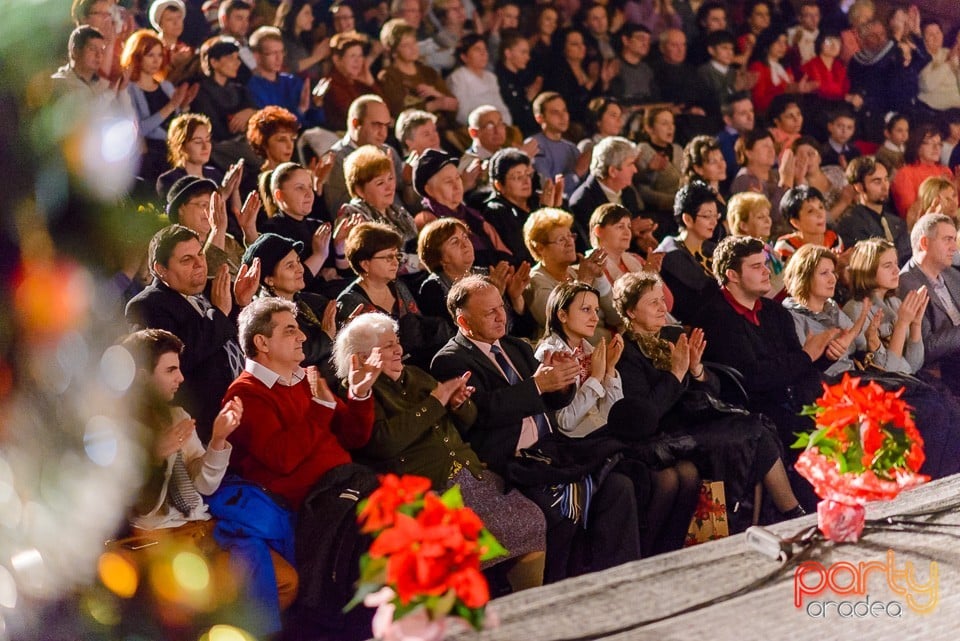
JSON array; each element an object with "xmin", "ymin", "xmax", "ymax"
[
  {"xmin": 431, "ymin": 275, "xmax": 641, "ymax": 581},
  {"xmin": 899, "ymin": 213, "xmax": 960, "ymax": 389},
  {"xmin": 126, "ymin": 224, "xmax": 258, "ymax": 442},
  {"xmin": 569, "ymin": 136, "xmax": 654, "ymax": 253}
]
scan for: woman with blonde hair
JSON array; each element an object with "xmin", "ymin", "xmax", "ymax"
[
  {"xmin": 523, "ymin": 207, "xmax": 613, "ymax": 340},
  {"xmin": 913, "ymin": 175, "xmax": 959, "ymax": 229},
  {"xmin": 726, "ymin": 191, "xmax": 785, "ymax": 299}
]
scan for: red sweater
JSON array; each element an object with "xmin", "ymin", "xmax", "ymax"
[
  {"xmin": 890, "ymin": 163, "xmax": 954, "ymax": 219},
  {"xmin": 802, "ymin": 56, "xmax": 849, "ymax": 102},
  {"xmin": 224, "ymin": 371, "xmax": 374, "ymax": 509}
]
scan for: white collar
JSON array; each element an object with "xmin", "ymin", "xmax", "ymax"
[{"xmin": 244, "ymin": 358, "xmax": 306, "ymax": 388}]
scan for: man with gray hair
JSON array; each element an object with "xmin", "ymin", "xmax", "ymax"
[
  {"xmin": 899, "ymin": 213, "xmax": 960, "ymax": 389},
  {"xmin": 569, "ymin": 135, "xmax": 649, "ymax": 251},
  {"xmin": 224, "ymin": 297, "xmax": 383, "ymax": 508}
]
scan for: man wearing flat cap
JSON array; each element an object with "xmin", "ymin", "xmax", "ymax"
[{"xmin": 414, "ymin": 148, "xmax": 514, "ymax": 267}]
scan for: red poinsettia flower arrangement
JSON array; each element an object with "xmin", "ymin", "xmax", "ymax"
[
  {"xmin": 792, "ymin": 375, "xmax": 929, "ymax": 542},
  {"xmin": 348, "ymin": 474, "xmax": 506, "ymax": 635}
]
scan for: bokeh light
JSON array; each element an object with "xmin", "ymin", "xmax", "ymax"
[
  {"xmin": 172, "ymin": 552, "xmax": 211, "ymax": 593},
  {"xmin": 97, "ymin": 552, "xmax": 138, "ymax": 599}
]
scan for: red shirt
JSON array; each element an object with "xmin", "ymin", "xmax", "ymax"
[
  {"xmin": 802, "ymin": 56, "xmax": 850, "ymax": 102},
  {"xmin": 721, "ymin": 286, "xmax": 763, "ymax": 326},
  {"xmin": 224, "ymin": 370, "xmax": 374, "ymax": 509}
]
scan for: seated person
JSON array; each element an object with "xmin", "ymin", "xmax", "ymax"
[
  {"xmin": 773, "ymin": 185, "xmax": 844, "ymax": 262},
  {"xmin": 528, "ymin": 92, "xmax": 590, "ymax": 199},
  {"xmin": 875, "ymin": 113, "xmax": 908, "ymax": 174},
  {"xmin": 481, "ymin": 148, "xmax": 548, "ymax": 264},
  {"xmin": 696, "ymin": 30, "xmax": 748, "ymax": 117},
  {"xmin": 447, "ymin": 34, "xmax": 512, "ymax": 128},
  {"xmin": 726, "ymin": 192, "xmax": 785, "ymax": 299},
  {"xmin": 324, "ymin": 95, "xmax": 407, "ymax": 218},
  {"xmin": 681, "ymin": 135, "xmax": 728, "ymax": 210},
  {"xmin": 126, "ymin": 225, "xmax": 253, "ymax": 441},
  {"xmin": 655, "ymin": 182, "xmax": 722, "ymax": 324},
  {"xmin": 246, "ymin": 26, "xmax": 324, "ymax": 128},
  {"xmin": 165, "ymin": 175, "xmax": 249, "ymax": 277},
  {"xmin": 258, "ymin": 162, "xmax": 333, "ymax": 286},
  {"xmin": 792, "ymin": 136, "xmax": 851, "ymax": 223},
  {"xmin": 730, "ymin": 128, "xmax": 798, "ymax": 237},
  {"xmin": 609, "ymin": 24, "xmax": 659, "ymax": 107},
  {"xmin": 157, "ymin": 113, "xmax": 230, "ymax": 216},
  {"xmin": 767, "ymin": 96, "xmax": 804, "ymax": 156},
  {"xmin": 523, "ymin": 208, "xmax": 616, "ymax": 340},
  {"xmin": 241, "ymin": 233, "xmax": 336, "ymax": 373},
  {"xmin": 891, "ymin": 123, "xmax": 954, "ymax": 220},
  {"xmin": 535, "ymin": 280, "xmax": 700, "ymax": 553},
  {"xmin": 225, "ymin": 296, "xmax": 381, "ymax": 510},
  {"xmin": 334, "ymin": 312, "xmax": 547, "ymax": 591},
  {"xmin": 377, "ymin": 19, "xmax": 458, "ymax": 127},
  {"xmin": 413, "ymin": 149, "xmax": 513, "ymax": 267},
  {"xmin": 394, "ymin": 109, "xmax": 441, "ymax": 161},
  {"xmin": 431, "ymin": 275, "xmax": 642, "ymax": 581},
  {"xmin": 416, "ymin": 217, "xmax": 531, "ymax": 334},
  {"xmin": 783, "ymin": 243, "xmax": 960, "ymax": 478},
  {"xmin": 835, "ymin": 156, "xmax": 911, "ymax": 266},
  {"xmin": 612, "ymin": 272, "xmax": 805, "ymax": 528},
  {"xmin": 569, "ymin": 136, "xmax": 646, "ymax": 250},
  {"xmin": 121, "ymin": 328, "xmax": 298, "ymax": 626},
  {"xmin": 843, "ymin": 238, "xmax": 927, "ymax": 375},
  {"xmin": 121, "ymin": 28, "xmax": 196, "ymax": 186},
  {"xmin": 496, "ymin": 29, "xmax": 541, "ymax": 137},
  {"xmin": 634, "ymin": 109, "xmax": 683, "ymax": 233},
  {"xmin": 589, "ymin": 204, "xmax": 674, "ymax": 314},
  {"xmin": 900, "ymin": 214, "xmax": 960, "ymax": 392},
  {"xmin": 693, "ymin": 236, "xmax": 838, "ymax": 508},
  {"xmin": 246, "ymin": 104, "xmax": 301, "ymax": 215},
  {"xmin": 323, "ymin": 32, "xmax": 385, "ymax": 132},
  {"xmin": 334, "ymin": 145, "xmax": 422, "ymax": 274},
  {"xmin": 150, "ymin": 0, "xmax": 194, "ymax": 84},
  {"xmin": 576, "ymin": 97, "xmax": 626, "ymax": 163},
  {"xmin": 820, "ymin": 106, "xmax": 861, "ymax": 168},
  {"xmin": 191, "ymin": 36, "xmax": 262, "ymax": 170},
  {"xmin": 335, "ymin": 222, "xmax": 452, "ymax": 369}
]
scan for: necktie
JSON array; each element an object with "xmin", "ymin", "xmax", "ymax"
[
  {"xmin": 490, "ymin": 344, "xmax": 551, "ymax": 439},
  {"xmin": 879, "ymin": 215, "xmax": 894, "ymax": 242},
  {"xmin": 167, "ymin": 451, "xmax": 201, "ymax": 516},
  {"xmin": 191, "ymin": 295, "xmax": 214, "ymax": 318}
]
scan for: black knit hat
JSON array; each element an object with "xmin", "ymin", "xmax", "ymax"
[
  {"xmin": 412, "ymin": 148, "xmax": 457, "ymax": 198},
  {"xmin": 165, "ymin": 175, "xmax": 218, "ymax": 221},
  {"xmin": 241, "ymin": 233, "xmax": 304, "ymax": 283}
]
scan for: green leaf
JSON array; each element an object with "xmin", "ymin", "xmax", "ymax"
[
  {"xmin": 440, "ymin": 484, "xmax": 465, "ymax": 509},
  {"xmin": 478, "ymin": 528, "xmax": 508, "ymax": 561}
]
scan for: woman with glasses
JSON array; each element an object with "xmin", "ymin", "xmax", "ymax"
[
  {"xmin": 336, "ymin": 222, "xmax": 453, "ymax": 368},
  {"xmin": 523, "ymin": 208, "xmax": 615, "ymax": 341},
  {"xmin": 654, "ymin": 182, "xmax": 722, "ymax": 323},
  {"xmin": 482, "ymin": 148, "xmax": 559, "ymax": 265},
  {"xmin": 334, "ymin": 145, "xmax": 422, "ymax": 275},
  {"xmin": 890, "ymin": 122, "xmax": 954, "ymax": 219}
]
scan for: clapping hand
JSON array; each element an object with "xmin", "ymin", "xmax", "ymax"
[
  {"xmin": 687, "ymin": 327, "xmax": 706, "ymax": 376},
  {"xmin": 307, "ymin": 365, "xmax": 336, "ymax": 403},
  {"xmin": 533, "ymin": 350, "xmax": 580, "ymax": 392},
  {"xmin": 156, "ymin": 417, "xmax": 196, "ymax": 459},
  {"xmin": 233, "ymin": 258, "xmax": 261, "ymax": 308},
  {"xmin": 349, "ymin": 347, "xmax": 384, "ymax": 398},
  {"xmin": 210, "ymin": 397, "xmax": 243, "ymax": 450}
]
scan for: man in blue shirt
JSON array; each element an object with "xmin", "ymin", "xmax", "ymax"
[{"xmin": 527, "ymin": 92, "xmax": 589, "ymax": 199}]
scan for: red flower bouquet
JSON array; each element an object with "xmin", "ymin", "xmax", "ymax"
[
  {"xmin": 349, "ymin": 474, "xmax": 507, "ymax": 639},
  {"xmin": 792, "ymin": 375, "xmax": 929, "ymax": 542}
]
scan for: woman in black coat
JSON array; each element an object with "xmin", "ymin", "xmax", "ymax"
[{"xmin": 613, "ymin": 271, "xmax": 805, "ymax": 528}]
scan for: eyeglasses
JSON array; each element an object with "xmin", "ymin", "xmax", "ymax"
[
  {"xmin": 544, "ymin": 232, "xmax": 577, "ymax": 245},
  {"xmin": 507, "ymin": 170, "xmax": 534, "ymax": 182},
  {"xmin": 696, "ymin": 213, "xmax": 721, "ymax": 221},
  {"xmin": 479, "ymin": 121, "xmax": 507, "ymax": 131},
  {"xmin": 370, "ymin": 252, "xmax": 407, "ymax": 264}
]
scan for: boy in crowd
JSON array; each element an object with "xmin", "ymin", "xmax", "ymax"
[{"xmin": 821, "ymin": 107, "xmax": 861, "ymax": 168}]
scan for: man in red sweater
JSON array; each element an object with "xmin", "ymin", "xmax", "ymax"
[{"xmin": 224, "ymin": 297, "xmax": 383, "ymax": 509}]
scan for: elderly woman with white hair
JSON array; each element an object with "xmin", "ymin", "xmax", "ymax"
[{"xmin": 332, "ymin": 312, "xmax": 548, "ymax": 591}]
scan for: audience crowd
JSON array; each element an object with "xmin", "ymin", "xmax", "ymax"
[{"xmin": 57, "ymin": 0, "xmax": 960, "ymax": 636}]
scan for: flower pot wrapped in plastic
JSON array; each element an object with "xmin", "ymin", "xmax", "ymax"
[
  {"xmin": 347, "ymin": 474, "xmax": 506, "ymax": 640},
  {"xmin": 792, "ymin": 375, "xmax": 929, "ymax": 543}
]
